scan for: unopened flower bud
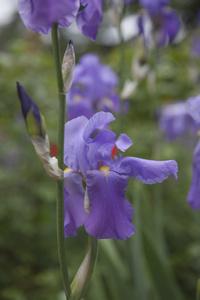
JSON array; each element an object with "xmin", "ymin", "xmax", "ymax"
[
  {"xmin": 62, "ymin": 39, "xmax": 75, "ymax": 94},
  {"xmin": 32, "ymin": 135, "xmax": 63, "ymax": 180},
  {"xmin": 17, "ymin": 82, "xmax": 63, "ymax": 180},
  {"xmin": 17, "ymin": 82, "xmax": 46, "ymax": 138}
]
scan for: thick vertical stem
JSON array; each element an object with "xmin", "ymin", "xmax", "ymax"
[{"xmin": 51, "ymin": 23, "xmax": 71, "ymax": 299}]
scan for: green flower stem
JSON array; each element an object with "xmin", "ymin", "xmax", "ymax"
[
  {"xmin": 71, "ymin": 235, "xmax": 98, "ymax": 300},
  {"xmin": 51, "ymin": 23, "xmax": 71, "ymax": 299}
]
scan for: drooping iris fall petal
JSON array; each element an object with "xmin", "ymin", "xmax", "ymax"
[
  {"xmin": 113, "ymin": 157, "xmax": 178, "ymax": 184},
  {"xmin": 85, "ymin": 169, "xmax": 135, "ymax": 240}
]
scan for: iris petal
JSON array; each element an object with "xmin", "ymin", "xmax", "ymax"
[
  {"xmin": 187, "ymin": 141, "xmax": 200, "ymax": 210},
  {"xmin": 113, "ymin": 157, "xmax": 178, "ymax": 183},
  {"xmin": 116, "ymin": 134, "xmax": 133, "ymax": 152},
  {"xmin": 76, "ymin": 0, "xmax": 103, "ymax": 40},
  {"xmin": 85, "ymin": 170, "xmax": 135, "ymax": 240},
  {"xmin": 83, "ymin": 111, "xmax": 115, "ymax": 141},
  {"xmin": 64, "ymin": 173, "xmax": 87, "ymax": 237},
  {"xmin": 64, "ymin": 116, "xmax": 88, "ymax": 170},
  {"xmin": 187, "ymin": 95, "xmax": 200, "ymax": 125},
  {"xmin": 18, "ymin": 0, "xmax": 79, "ymax": 34},
  {"xmin": 87, "ymin": 130, "xmax": 116, "ymax": 168}
]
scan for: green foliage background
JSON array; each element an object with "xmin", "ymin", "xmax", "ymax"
[{"xmin": 0, "ymin": 3, "xmax": 200, "ymax": 300}]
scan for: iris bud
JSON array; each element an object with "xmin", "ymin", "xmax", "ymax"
[
  {"xmin": 62, "ymin": 40, "xmax": 75, "ymax": 94},
  {"xmin": 17, "ymin": 82, "xmax": 63, "ymax": 180},
  {"xmin": 17, "ymin": 82, "xmax": 46, "ymax": 138}
]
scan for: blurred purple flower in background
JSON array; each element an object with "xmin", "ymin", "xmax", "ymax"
[
  {"xmin": 190, "ymin": 11, "xmax": 200, "ymax": 59},
  {"xmin": 159, "ymin": 102, "xmax": 197, "ymax": 140},
  {"xmin": 191, "ymin": 37, "xmax": 200, "ymax": 59},
  {"xmin": 187, "ymin": 95, "xmax": 200, "ymax": 125},
  {"xmin": 187, "ymin": 95, "xmax": 200, "ymax": 209},
  {"xmin": 187, "ymin": 140, "xmax": 200, "ymax": 210},
  {"xmin": 139, "ymin": 0, "xmax": 169, "ymax": 14},
  {"xmin": 64, "ymin": 112, "xmax": 178, "ymax": 240},
  {"xmin": 18, "ymin": 0, "xmax": 103, "ymax": 40},
  {"xmin": 66, "ymin": 54, "xmax": 120, "ymax": 120},
  {"xmin": 138, "ymin": 2, "xmax": 180, "ymax": 48}
]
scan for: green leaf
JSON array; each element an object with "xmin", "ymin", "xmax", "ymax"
[{"xmin": 142, "ymin": 226, "xmax": 185, "ymax": 300}]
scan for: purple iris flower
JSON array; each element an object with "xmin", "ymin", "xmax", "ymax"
[
  {"xmin": 187, "ymin": 94, "xmax": 200, "ymax": 210},
  {"xmin": 66, "ymin": 54, "xmax": 120, "ymax": 120},
  {"xmin": 187, "ymin": 95, "xmax": 200, "ymax": 125},
  {"xmin": 139, "ymin": 0, "xmax": 169, "ymax": 15},
  {"xmin": 159, "ymin": 102, "xmax": 197, "ymax": 140},
  {"xmin": 64, "ymin": 111, "xmax": 178, "ymax": 240},
  {"xmin": 18, "ymin": 0, "xmax": 103, "ymax": 40},
  {"xmin": 138, "ymin": 4, "xmax": 180, "ymax": 48},
  {"xmin": 187, "ymin": 140, "xmax": 200, "ymax": 210},
  {"xmin": 191, "ymin": 37, "xmax": 200, "ymax": 59}
]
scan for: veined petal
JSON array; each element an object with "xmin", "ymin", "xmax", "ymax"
[
  {"xmin": 85, "ymin": 170, "xmax": 135, "ymax": 240},
  {"xmin": 83, "ymin": 111, "xmax": 115, "ymax": 142},
  {"xmin": 76, "ymin": 0, "xmax": 103, "ymax": 40},
  {"xmin": 64, "ymin": 116, "xmax": 88, "ymax": 170},
  {"xmin": 64, "ymin": 172, "xmax": 87, "ymax": 237},
  {"xmin": 116, "ymin": 134, "xmax": 133, "ymax": 152},
  {"xmin": 113, "ymin": 157, "xmax": 178, "ymax": 184},
  {"xmin": 187, "ymin": 141, "xmax": 200, "ymax": 210}
]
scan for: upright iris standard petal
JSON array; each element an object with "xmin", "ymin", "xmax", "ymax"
[
  {"xmin": 64, "ymin": 116, "xmax": 88, "ymax": 170},
  {"xmin": 87, "ymin": 130, "xmax": 116, "ymax": 168},
  {"xmin": 114, "ymin": 157, "xmax": 178, "ymax": 183},
  {"xmin": 187, "ymin": 141, "xmax": 200, "ymax": 210},
  {"xmin": 76, "ymin": 0, "xmax": 103, "ymax": 40},
  {"xmin": 64, "ymin": 172, "xmax": 87, "ymax": 237},
  {"xmin": 85, "ymin": 170, "xmax": 135, "ymax": 240},
  {"xmin": 83, "ymin": 112, "xmax": 115, "ymax": 141},
  {"xmin": 187, "ymin": 94, "xmax": 200, "ymax": 125},
  {"xmin": 18, "ymin": 0, "xmax": 79, "ymax": 34}
]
